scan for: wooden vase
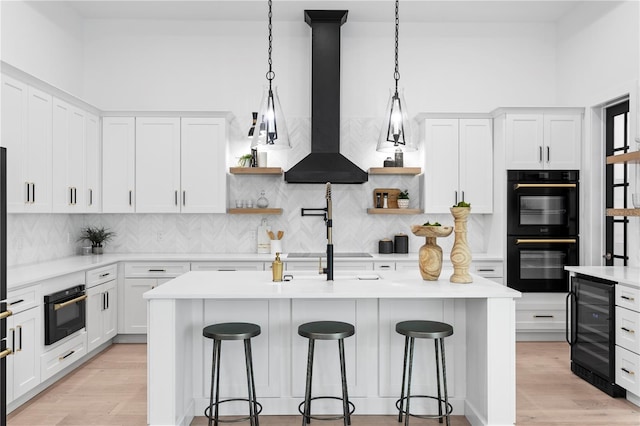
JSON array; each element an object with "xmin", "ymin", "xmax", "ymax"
[
  {"xmin": 410, "ymin": 225, "xmax": 453, "ymax": 281},
  {"xmin": 450, "ymin": 207, "xmax": 473, "ymax": 283}
]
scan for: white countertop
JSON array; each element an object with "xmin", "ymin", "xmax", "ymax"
[
  {"xmin": 7, "ymin": 252, "xmax": 503, "ymax": 291},
  {"xmin": 143, "ymin": 270, "xmax": 520, "ymax": 300},
  {"xmin": 565, "ymin": 266, "xmax": 640, "ymax": 289}
]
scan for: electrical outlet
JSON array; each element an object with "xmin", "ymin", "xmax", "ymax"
[{"xmin": 157, "ymin": 232, "xmax": 164, "ymax": 242}]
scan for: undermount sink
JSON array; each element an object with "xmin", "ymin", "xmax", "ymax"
[
  {"xmin": 282, "ymin": 273, "xmax": 381, "ymax": 281},
  {"xmin": 287, "ymin": 252, "xmax": 373, "ymax": 258}
]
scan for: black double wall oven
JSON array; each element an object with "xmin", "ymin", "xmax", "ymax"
[{"xmin": 507, "ymin": 170, "xmax": 579, "ymax": 292}]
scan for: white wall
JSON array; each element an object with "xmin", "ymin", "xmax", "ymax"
[
  {"xmin": 0, "ymin": 0, "xmax": 85, "ymax": 96},
  {"xmin": 556, "ymin": 0, "xmax": 640, "ymax": 267}
]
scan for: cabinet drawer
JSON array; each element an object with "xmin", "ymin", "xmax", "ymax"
[
  {"xmin": 191, "ymin": 261, "xmax": 265, "ymax": 271},
  {"xmin": 471, "ymin": 262, "xmax": 503, "ymax": 278},
  {"xmin": 616, "ymin": 306, "xmax": 640, "ymax": 354},
  {"xmin": 373, "ymin": 262, "xmax": 395, "ymax": 271},
  {"xmin": 124, "ymin": 262, "xmax": 190, "ymax": 278},
  {"xmin": 6, "ymin": 286, "xmax": 40, "ymax": 314},
  {"xmin": 516, "ymin": 309, "xmax": 565, "ymax": 330},
  {"xmin": 616, "ymin": 345, "xmax": 640, "ymax": 394},
  {"xmin": 86, "ymin": 264, "xmax": 118, "ymax": 288},
  {"xmin": 616, "ymin": 284, "xmax": 640, "ymax": 312},
  {"xmin": 41, "ymin": 332, "xmax": 87, "ymax": 381}
]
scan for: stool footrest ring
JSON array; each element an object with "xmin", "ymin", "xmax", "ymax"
[
  {"xmin": 297, "ymin": 396, "xmax": 356, "ymax": 421},
  {"xmin": 204, "ymin": 398, "xmax": 263, "ymax": 423},
  {"xmin": 395, "ymin": 395, "xmax": 453, "ymax": 420}
]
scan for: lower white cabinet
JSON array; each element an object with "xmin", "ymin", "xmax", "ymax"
[
  {"xmin": 515, "ymin": 293, "xmax": 566, "ymax": 339},
  {"xmin": 122, "ymin": 262, "xmax": 190, "ymax": 334},
  {"xmin": 6, "ymin": 305, "xmax": 41, "ymax": 404},
  {"xmin": 191, "ymin": 261, "xmax": 265, "ymax": 271},
  {"xmin": 616, "ymin": 284, "xmax": 640, "ymax": 395},
  {"xmin": 86, "ymin": 279, "xmax": 118, "ymax": 352},
  {"xmin": 40, "ymin": 332, "xmax": 87, "ymax": 382}
]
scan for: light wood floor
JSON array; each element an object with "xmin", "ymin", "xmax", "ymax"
[{"xmin": 7, "ymin": 342, "xmax": 640, "ymax": 425}]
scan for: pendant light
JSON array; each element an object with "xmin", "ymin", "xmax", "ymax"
[
  {"xmin": 251, "ymin": 0, "xmax": 291, "ymax": 150},
  {"xmin": 377, "ymin": 0, "xmax": 416, "ymax": 153}
]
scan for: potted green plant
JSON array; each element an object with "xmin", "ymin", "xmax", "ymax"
[
  {"xmin": 237, "ymin": 154, "xmax": 253, "ymax": 167},
  {"xmin": 78, "ymin": 226, "xmax": 116, "ymax": 254},
  {"xmin": 397, "ymin": 189, "xmax": 410, "ymax": 209}
]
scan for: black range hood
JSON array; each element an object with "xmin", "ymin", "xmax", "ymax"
[{"xmin": 284, "ymin": 10, "xmax": 368, "ymax": 184}]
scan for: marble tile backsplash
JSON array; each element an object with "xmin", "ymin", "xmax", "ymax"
[{"xmin": 6, "ymin": 116, "xmax": 493, "ymax": 267}]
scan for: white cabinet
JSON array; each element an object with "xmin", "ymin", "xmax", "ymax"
[
  {"xmin": 0, "ymin": 75, "xmax": 52, "ymax": 212},
  {"xmin": 191, "ymin": 261, "xmax": 265, "ymax": 271},
  {"xmin": 135, "ymin": 117, "xmax": 181, "ymax": 213},
  {"xmin": 122, "ymin": 262, "xmax": 190, "ymax": 334},
  {"xmin": 616, "ymin": 284, "xmax": 640, "ymax": 395},
  {"xmin": 52, "ymin": 98, "xmax": 86, "ymax": 212},
  {"xmin": 84, "ymin": 113, "xmax": 101, "ymax": 212},
  {"xmin": 102, "ymin": 117, "xmax": 136, "ymax": 213},
  {"xmin": 5, "ymin": 286, "xmax": 41, "ymax": 404},
  {"xmin": 515, "ymin": 293, "xmax": 566, "ymax": 340},
  {"xmin": 423, "ymin": 118, "xmax": 493, "ymax": 213},
  {"xmin": 86, "ymin": 264, "xmax": 118, "ymax": 352},
  {"xmin": 40, "ymin": 332, "xmax": 87, "ymax": 382},
  {"xmin": 504, "ymin": 112, "xmax": 582, "ymax": 170},
  {"xmin": 180, "ymin": 117, "xmax": 227, "ymax": 213}
]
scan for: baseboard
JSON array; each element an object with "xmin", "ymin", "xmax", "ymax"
[
  {"xmin": 114, "ymin": 334, "xmax": 147, "ymax": 344},
  {"xmin": 516, "ymin": 331, "xmax": 565, "ymax": 341}
]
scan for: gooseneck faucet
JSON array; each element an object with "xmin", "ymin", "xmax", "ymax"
[{"xmin": 301, "ymin": 182, "xmax": 334, "ymax": 281}]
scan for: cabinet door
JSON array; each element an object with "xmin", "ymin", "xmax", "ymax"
[
  {"xmin": 85, "ymin": 113, "xmax": 101, "ymax": 212},
  {"xmin": 9, "ymin": 308, "xmax": 41, "ymax": 401},
  {"xmin": 86, "ymin": 284, "xmax": 105, "ymax": 352},
  {"xmin": 103, "ymin": 117, "xmax": 135, "ymax": 213},
  {"xmin": 544, "ymin": 114, "xmax": 581, "ymax": 170},
  {"xmin": 1, "ymin": 75, "xmax": 28, "ymax": 212},
  {"xmin": 103, "ymin": 281, "xmax": 118, "ymax": 341},
  {"xmin": 424, "ymin": 119, "xmax": 459, "ymax": 213},
  {"xmin": 135, "ymin": 117, "xmax": 181, "ymax": 213},
  {"xmin": 26, "ymin": 86, "xmax": 52, "ymax": 212},
  {"xmin": 459, "ymin": 118, "xmax": 493, "ymax": 213},
  {"xmin": 181, "ymin": 117, "xmax": 227, "ymax": 213},
  {"xmin": 52, "ymin": 100, "xmax": 86, "ymax": 213},
  {"xmin": 505, "ymin": 114, "xmax": 544, "ymax": 170},
  {"xmin": 123, "ymin": 278, "xmax": 155, "ymax": 334}
]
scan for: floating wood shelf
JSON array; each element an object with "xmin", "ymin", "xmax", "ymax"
[
  {"xmin": 368, "ymin": 167, "xmax": 422, "ymax": 175},
  {"xmin": 229, "ymin": 167, "xmax": 283, "ymax": 175},
  {"xmin": 228, "ymin": 208, "xmax": 283, "ymax": 215},
  {"xmin": 606, "ymin": 151, "xmax": 640, "ymax": 164},
  {"xmin": 367, "ymin": 208, "xmax": 422, "ymax": 215},
  {"xmin": 606, "ymin": 208, "xmax": 640, "ymax": 217}
]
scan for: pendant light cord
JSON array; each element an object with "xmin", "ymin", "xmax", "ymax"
[
  {"xmin": 394, "ymin": 0, "xmax": 400, "ymax": 93},
  {"xmin": 266, "ymin": 0, "xmax": 275, "ymax": 89}
]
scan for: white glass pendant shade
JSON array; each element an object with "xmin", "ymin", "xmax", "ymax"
[
  {"xmin": 377, "ymin": 87, "xmax": 416, "ymax": 152},
  {"xmin": 251, "ymin": 85, "xmax": 291, "ymax": 150}
]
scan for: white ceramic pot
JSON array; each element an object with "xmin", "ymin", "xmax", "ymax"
[{"xmin": 397, "ymin": 199, "xmax": 410, "ymax": 209}]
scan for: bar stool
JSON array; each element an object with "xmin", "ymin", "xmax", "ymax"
[
  {"xmin": 203, "ymin": 322, "xmax": 262, "ymax": 426},
  {"xmin": 298, "ymin": 321, "xmax": 356, "ymax": 426},
  {"xmin": 396, "ymin": 320, "xmax": 453, "ymax": 426}
]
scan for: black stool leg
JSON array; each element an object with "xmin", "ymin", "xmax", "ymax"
[
  {"xmin": 338, "ymin": 338, "xmax": 351, "ymax": 426},
  {"xmin": 435, "ymin": 340, "xmax": 443, "ymax": 424},
  {"xmin": 404, "ymin": 337, "xmax": 415, "ymax": 426},
  {"xmin": 302, "ymin": 338, "xmax": 315, "ymax": 426},
  {"xmin": 398, "ymin": 335, "xmax": 409, "ymax": 423},
  {"xmin": 440, "ymin": 338, "xmax": 450, "ymax": 426},
  {"xmin": 208, "ymin": 339, "xmax": 218, "ymax": 426},
  {"xmin": 244, "ymin": 339, "xmax": 259, "ymax": 426}
]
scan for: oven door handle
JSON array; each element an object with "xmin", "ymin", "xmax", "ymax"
[
  {"xmin": 513, "ymin": 183, "xmax": 577, "ymax": 189},
  {"xmin": 54, "ymin": 294, "xmax": 87, "ymax": 311},
  {"xmin": 516, "ymin": 238, "xmax": 577, "ymax": 244}
]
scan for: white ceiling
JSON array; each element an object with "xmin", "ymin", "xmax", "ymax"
[{"xmin": 57, "ymin": 0, "xmax": 585, "ymax": 23}]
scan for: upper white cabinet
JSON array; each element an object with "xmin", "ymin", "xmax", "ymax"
[
  {"xmin": 85, "ymin": 113, "xmax": 101, "ymax": 212},
  {"xmin": 1, "ymin": 75, "xmax": 52, "ymax": 212},
  {"xmin": 180, "ymin": 117, "xmax": 227, "ymax": 213},
  {"xmin": 504, "ymin": 111, "xmax": 582, "ymax": 170},
  {"xmin": 102, "ymin": 117, "xmax": 136, "ymax": 213},
  {"xmin": 423, "ymin": 118, "xmax": 493, "ymax": 213},
  {"xmin": 135, "ymin": 117, "xmax": 181, "ymax": 213},
  {"xmin": 52, "ymin": 98, "xmax": 86, "ymax": 212}
]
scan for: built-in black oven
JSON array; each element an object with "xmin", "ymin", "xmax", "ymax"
[
  {"xmin": 567, "ymin": 274, "xmax": 625, "ymax": 397},
  {"xmin": 507, "ymin": 170, "xmax": 578, "ymax": 237},
  {"xmin": 507, "ymin": 237, "xmax": 578, "ymax": 292},
  {"xmin": 44, "ymin": 285, "xmax": 86, "ymax": 345}
]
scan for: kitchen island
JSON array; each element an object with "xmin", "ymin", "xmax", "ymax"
[{"xmin": 144, "ymin": 270, "xmax": 521, "ymax": 426}]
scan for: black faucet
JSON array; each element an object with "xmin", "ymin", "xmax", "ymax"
[{"xmin": 301, "ymin": 182, "xmax": 333, "ymax": 281}]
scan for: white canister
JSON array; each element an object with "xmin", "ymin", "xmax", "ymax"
[
  {"xmin": 257, "ymin": 151, "xmax": 268, "ymax": 167},
  {"xmin": 270, "ymin": 239, "xmax": 282, "ymax": 255}
]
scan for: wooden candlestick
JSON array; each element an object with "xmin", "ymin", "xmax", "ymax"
[{"xmin": 450, "ymin": 207, "xmax": 473, "ymax": 283}]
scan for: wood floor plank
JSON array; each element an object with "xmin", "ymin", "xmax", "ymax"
[{"xmin": 7, "ymin": 342, "xmax": 640, "ymax": 425}]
